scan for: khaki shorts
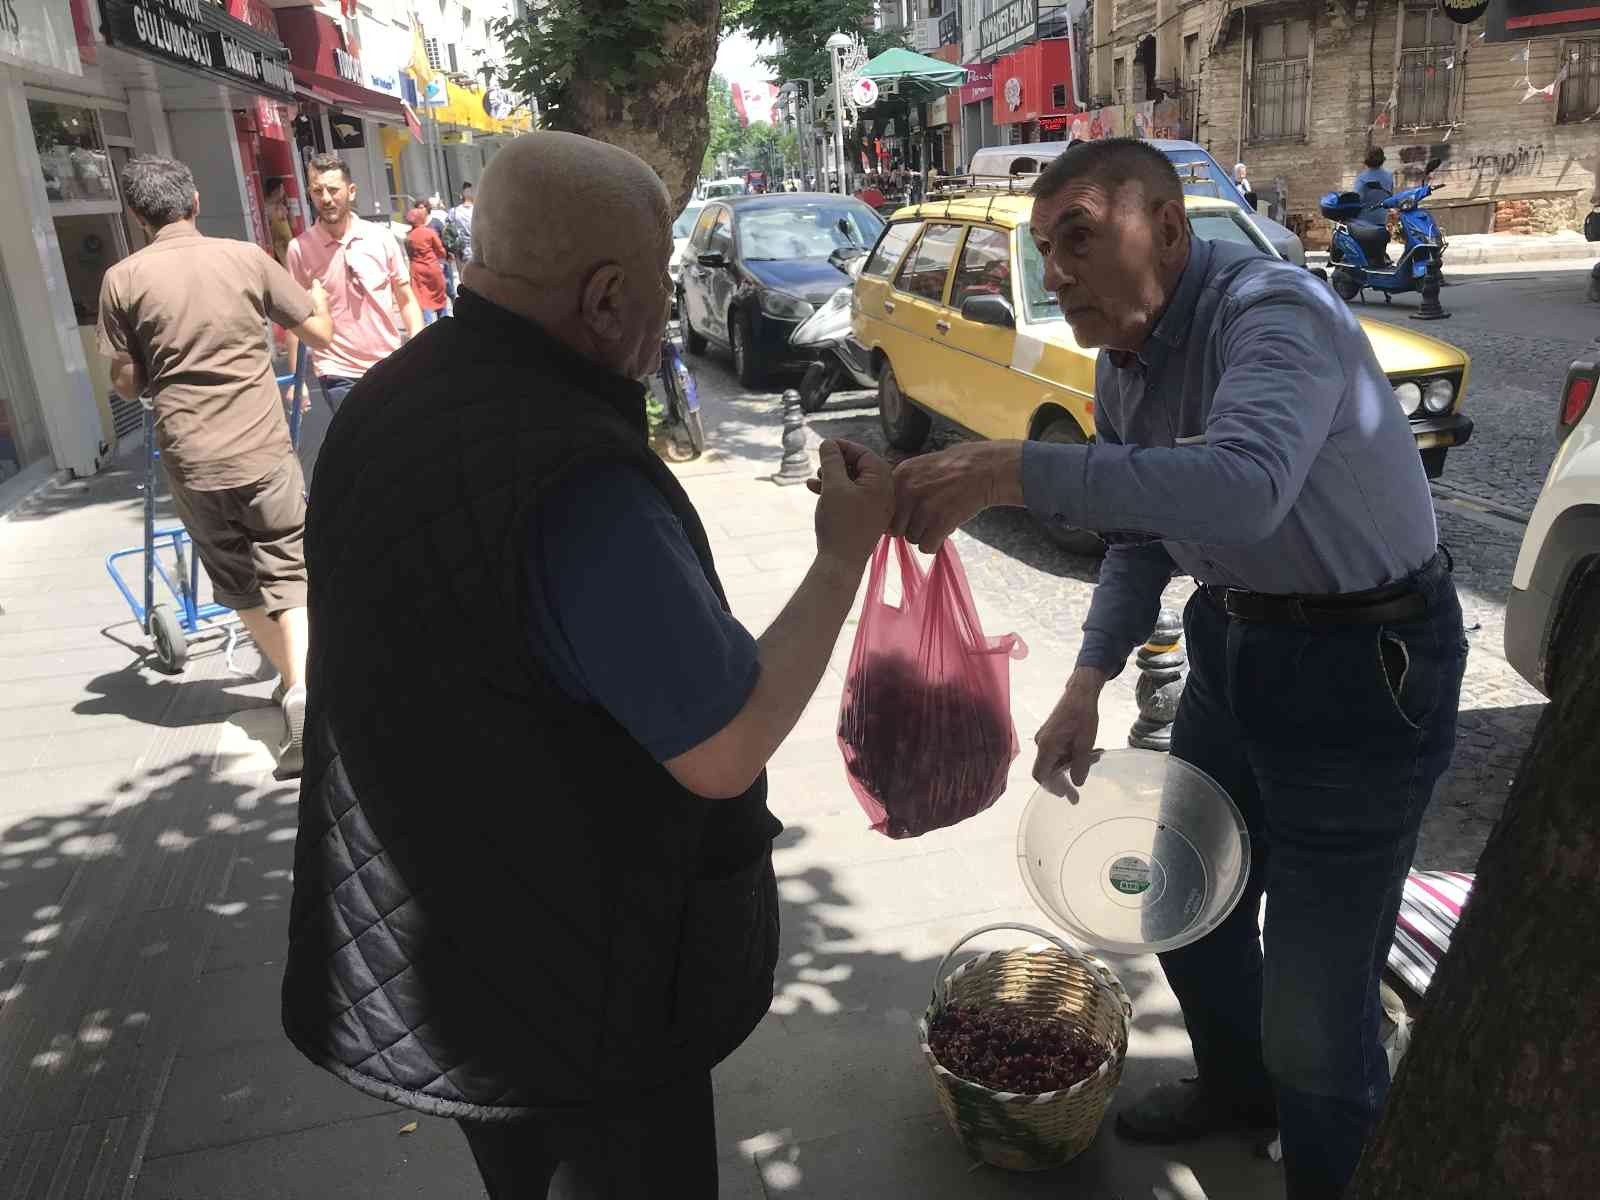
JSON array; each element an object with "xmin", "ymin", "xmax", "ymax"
[{"xmin": 167, "ymin": 453, "xmax": 308, "ymax": 615}]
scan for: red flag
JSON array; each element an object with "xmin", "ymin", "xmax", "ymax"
[{"xmin": 403, "ymin": 102, "xmax": 423, "ymax": 143}]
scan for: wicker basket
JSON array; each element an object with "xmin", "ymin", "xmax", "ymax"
[{"xmin": 918, "ymin": 922, "xmax": 1132, "ymax": 1172}]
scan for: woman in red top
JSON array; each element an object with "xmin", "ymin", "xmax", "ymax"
[{"xmin": 404, "ymin": 205, "xmax": 449, "ymax": 323}]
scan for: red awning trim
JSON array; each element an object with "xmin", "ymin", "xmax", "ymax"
[{"xmin": 290, "ymin": 64, "xmax": 404, "ymax": 121}]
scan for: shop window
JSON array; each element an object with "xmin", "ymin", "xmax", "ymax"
[
  {"xmin": 1113, "ymin": 56, "xmax": 1127, "ymax": 104},
  {"xmin": 1052, "ymin": 83, "xmax": 1068, "ymax": 107},
  {"xmin": 950, "ymin": 225, "xmax": 1011, "ymax": 310},
  {"xmin": 1397, "ymin": 5, "xmax": 1458, "ymax": 129},
  {"xmin": 425, "ymin": 36, "xmax": 443, "ymax": 70},
  {"xmin": 448, "ymin": 43, "xmax": 459, "ymax": 72},
  {"xmin": 30, "ymin": 101, "xmax": 116, "ymax": 204},
  {"xmin": 1249, "ymin": 18, "xmax": 1310, "ymax": 142},
  {"xmin": 1559, "ymin": 41, "xmax": 1600, "ymax": 123}
]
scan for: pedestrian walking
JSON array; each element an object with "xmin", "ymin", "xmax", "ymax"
[
  {"xmin": 403, "ymin": 204, "xmax": 449, "ymax": 324},
  {"xmin": 427, "ymin": 193, "xmax": 457, "ymax": 306},
  {"xmin": 1234, "ymin": 160, "xmax": 1258, "ymax": 211},
  {"xmin": 284, "ymin": 152, "xmax": 423, "ymax": 416},
  {"xmin": 96, "ymin": 155, "xmax": 334, "ymax": 777},
  {"xmin": 448, "ymin": 181, "xmax": 475, "ymax": 264},
  {"xmin": 887, "ymin": 139, "xmax": 1466, "ymax": 1200},
  {"xmin": 1354, "ymin": 146, "xmax": 1396, "ymax": 227},
  {"xmin": 280, "ymin": 130, "xmax": 894, "ymax": 1199}
]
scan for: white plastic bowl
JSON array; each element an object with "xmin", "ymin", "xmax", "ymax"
[{"xmin": 1016, "ymin": 749, "xmax": 1250, "ymax": 955}]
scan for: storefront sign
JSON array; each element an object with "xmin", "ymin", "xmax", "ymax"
[
  {"xmin": 960, "ymin": 61, "xmax": 994, "ymax": 105},
  {"xmin": 440, "ymin": 128, "xmax": 472, "ymax": 144},
  {"xmin": 850, "ymin": 76, "xmax": 880, "ymax": 107},
  {"xmin": 102, "ymin": 0, "xmax": 296, "ymax": 98},
  {"xmin": 2, "ymin": 0, "xmax": 86, "ymax": 75},
  {"xmin": 1439, "ymin": 0, "xmax": 1490, "ymax": 20},
  {"xmin": 929, "ymin": 95, "xmax": 949, "ymax": 126},
  {"xmin": 938, "ymin": 9, "xmax": 959, "ymax": 45},
  {"xmin": 979, "ymin": 0, "xmax": 1035, "ymax": 61}
]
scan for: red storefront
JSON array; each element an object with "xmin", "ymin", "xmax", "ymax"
[
  {"xmin": 227, "ymin": 0, "xmax": 304, "ymax": 260},
  {"xmin": 992, "ymin": 38, "xmax": 1077, "ymax": 142}
]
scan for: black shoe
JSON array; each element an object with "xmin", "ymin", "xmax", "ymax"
[{"xmin": 1114, "ymin": 1076, "xmax": 1277, "ymax": 1144}]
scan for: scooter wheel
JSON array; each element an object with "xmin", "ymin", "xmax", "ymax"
[
  {"xmin": 799, "ymin": 361, "xmax": 834, "ymax": 414},
  {"xmin": 1331, "ymin": 269, "xmax": 1362, "ymax": 302}
]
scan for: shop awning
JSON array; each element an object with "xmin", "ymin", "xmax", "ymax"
[
  {"xmin": 857, "ymin": 48, "xmax": 968, "ymax": 99},
  {"xmin": 292, "ymin": 65, "xmax": 405, "ymax": 125},
  {"xmin": 424, "ymin": 79, "xmax": 533, "ymax": 135}
]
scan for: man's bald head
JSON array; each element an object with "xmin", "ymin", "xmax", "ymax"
[{"xmin": 465, "ymin": 131, "xmax": 673, "ymax": 378}]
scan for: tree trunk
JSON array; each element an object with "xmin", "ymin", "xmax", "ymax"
[
  {"xmin": 1349, "ymin": 563, "xmax": 1600, "ymax": 1197},
  {"xmin": 558, "ymin": 0, "xmax": 720, "ymax": 214}
]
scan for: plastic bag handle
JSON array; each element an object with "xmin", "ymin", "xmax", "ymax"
[
  {"xmin": 864, "ymin": 535, "xmax": 923, "ymax": 611},
  {"xmin": 930, "ymin": 922, "xmax": 1131, "ymax": 1019}
]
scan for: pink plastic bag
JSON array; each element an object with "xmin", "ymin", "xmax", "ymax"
[{"xmin": 838, "ymin": 536, "xmax": 1028, "ymax": 839}]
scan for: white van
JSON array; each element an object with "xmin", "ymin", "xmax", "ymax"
[{"xmin": 701, "ymin": 177, "xmax": 746, "ymax": 199}]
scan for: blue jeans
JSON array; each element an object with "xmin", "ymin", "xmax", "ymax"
[
  {"xmin": 422, "ymin": 307, "xmax": 444, "ymax": 325},
  {"xmin": 319, "ymin": 376, "xmax": 358, "ymax": 415},
  {"xmin": 1162, "ymin": 553, "xmax": 1466, "ymax": 1200}
]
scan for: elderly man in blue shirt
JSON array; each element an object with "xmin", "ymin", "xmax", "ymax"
[{"xmin": 892, "ymin": 138, "xmax": 1466, "ymax": 1200}]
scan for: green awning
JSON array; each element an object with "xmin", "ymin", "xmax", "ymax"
[{"xmin": 857, "ymin": 47, "xmax": 968, "ymax": 99}]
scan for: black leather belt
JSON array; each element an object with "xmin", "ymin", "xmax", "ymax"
[{"xmin": 1200, "ymin": 553, "xmax": 1443, "ymax": 626}]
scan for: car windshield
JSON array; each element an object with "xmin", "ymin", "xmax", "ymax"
[
  {"xmin": 1163, "ymin": 149, "xmax": 1246, "ymax": 207},
  {"xmin": 673, "ymin": 204, "xmax": 704, "ymax": 239},
  {"xmin": 1017, "ymin": 225, "xmax": 1059, "ymax": 323},
  {"xmin": 1190, "ymin": 211, "xmax": 1274, "ymax": 254},
  {"xmin": 738, "ymin": 201, "xmax": 885, "ymax": 261}
]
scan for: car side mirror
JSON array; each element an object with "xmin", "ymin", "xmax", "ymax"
[
  {"xmin": 961, "ymin": 294, "xmax": 1015, "ymax": 329},
  {"xmin": 697, "ymin": 251, "xmax": 728, "ymax": 268}
]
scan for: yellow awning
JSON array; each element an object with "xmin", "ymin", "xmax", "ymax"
[{"xmin": 431, "ymin": 80, "xmax": 533, "ymax": 135}]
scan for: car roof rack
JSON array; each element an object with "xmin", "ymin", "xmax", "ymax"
[{"xmin": 918, "ymin": 172, "xmax": 1042, "ymax": 221}]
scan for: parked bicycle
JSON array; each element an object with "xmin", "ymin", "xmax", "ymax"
[{"xmin": 654, "ymin": 324, "xmax": 705, "ymax": 462}]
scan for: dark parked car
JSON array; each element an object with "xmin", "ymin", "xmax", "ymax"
[{"xmin": 677, "ymin": 192, "xmax": 884, "ymax": 386}]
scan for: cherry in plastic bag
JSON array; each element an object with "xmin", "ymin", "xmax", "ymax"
[{"xmin": 838, "ymin": 536, "xmax": 1027, "ymax": 838}]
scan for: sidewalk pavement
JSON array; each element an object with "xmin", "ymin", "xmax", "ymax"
[{"xmin": 0, "ymin": 388, "xmax": 1282, "ymax": 1197}]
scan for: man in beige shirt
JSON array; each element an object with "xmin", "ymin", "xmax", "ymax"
[{"xmin": 98, "ymin": 155, "xmax": 333, "ymax": 777}]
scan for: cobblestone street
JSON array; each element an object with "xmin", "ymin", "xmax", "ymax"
[{"xmin": 692, "ymin": 260, "xmax": 1580, "ymax": 874}]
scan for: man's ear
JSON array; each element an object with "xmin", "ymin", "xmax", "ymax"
[
  {"xmin": 1157, "ymin": 197, "xmax": 1188, "ymax": 256},
  {"xmin": 579, "ymin": 264, "xmax": 627, "ymax": 344}
]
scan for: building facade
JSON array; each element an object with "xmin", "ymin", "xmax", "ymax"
[{"xmin": 0, "ymin": 0, "xmax": 529, "ymax": 508}]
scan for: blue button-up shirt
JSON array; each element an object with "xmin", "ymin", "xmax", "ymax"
[{"xmin": 1021, "ymin": 237, "xmax": 1437, "ymax": 678}]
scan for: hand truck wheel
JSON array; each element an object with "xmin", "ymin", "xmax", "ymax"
[{"xmin": 149, "ymin": 604, "xmax": 189, "ymax": 674}]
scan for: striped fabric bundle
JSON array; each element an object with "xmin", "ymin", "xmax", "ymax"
[{"xmin": 1386, "ymin": 870, "xmax": 1474, "ymax": 999}]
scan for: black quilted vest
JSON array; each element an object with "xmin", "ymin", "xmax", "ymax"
[{"xmin": 281, "ymin": 290, "xmax": 781, "ymax": 1120}]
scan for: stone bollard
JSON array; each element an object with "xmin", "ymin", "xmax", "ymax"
[
  {"xmin": 1411, "ymin": 256, "xmax": 1451, "ymax": 322},
  {"xmin": 773, "ymin": 388, "xmax": 813, "ymax": 486},
  {"xmin": 1129, "ymin": 608, "xmax": 1186, "ymax": 751}
]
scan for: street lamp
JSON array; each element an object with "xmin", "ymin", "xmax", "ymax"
[{"xmin": 826, "ymin": 30, "xmax": 852, "ymax": 195}]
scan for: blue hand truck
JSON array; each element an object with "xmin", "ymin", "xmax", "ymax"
[{"xmin": 105, "ymin": 345, "xmax": 309, "ymax": 674}]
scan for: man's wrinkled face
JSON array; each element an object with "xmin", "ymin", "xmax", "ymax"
[
  {"xmin": 1029, "ymin": 176, "xmax": 1187, "ymax": 352},
  {"xmin": 308, "ymin": 169, "xmax": 354, "ymax": 226}
]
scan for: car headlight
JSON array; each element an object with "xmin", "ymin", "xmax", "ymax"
[
  {"xmin": 1423, "ymin": 376, "xmax": 1455, "ymax": 414},
  {"xmin": 1394, "ymin": 381, "xmax": 1423, "ymax": 416},
  {"xmin": 760, "ymin": 291, "xmax": 815, "ymax": 321}
]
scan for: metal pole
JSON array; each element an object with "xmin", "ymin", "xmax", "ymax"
[
  {"xmin": 1236, "ymin": 4, "xmax": 1247, "ymax": 169},
  {"xmin": 832, "ymin": 49, "xmax": 847, "ymax": 195}
]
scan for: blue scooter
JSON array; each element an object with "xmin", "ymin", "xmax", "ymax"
[{"xmin": 1320, "ymin": 156, "xmax": 1445, "ymax": 305}]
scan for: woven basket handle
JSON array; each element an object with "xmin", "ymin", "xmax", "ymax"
[{"xmin": 931, "ymin": 921, "xmax": 1081, "ymax": 1010}]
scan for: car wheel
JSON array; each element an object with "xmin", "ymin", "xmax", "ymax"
[
  {"xmin": 1032, "ymin": 416, "xmax": 1106, "ymax": 557},
  {"xmin": 682, "ymin": 298, "xmax": 707, "ymax": 355},
  {"xmin": 731, "ymin": 308, "xmax": 762, "ymax": 387},
  {"xmin": 878, "ymin": 362, "xmax": 931, "ymax": 451}
]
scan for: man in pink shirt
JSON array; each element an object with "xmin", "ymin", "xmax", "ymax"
[{"xmin": 286, "ymin": 152, "xmax": 424, "ymax": 414}]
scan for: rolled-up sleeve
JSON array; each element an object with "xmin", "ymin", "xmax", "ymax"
[{"xmin": 1021, "ymin": 292, "xmax": 1346, "ymax": 546}]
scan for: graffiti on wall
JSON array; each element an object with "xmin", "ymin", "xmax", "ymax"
[{"xmin": 1467, "ymin": 143, "xmax": 1546, "ymax": 180}]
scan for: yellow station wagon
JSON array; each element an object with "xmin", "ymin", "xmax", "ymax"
[{"xmin": 852, "ymin": 191, "xmax": 1474, "ymax": 548}]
